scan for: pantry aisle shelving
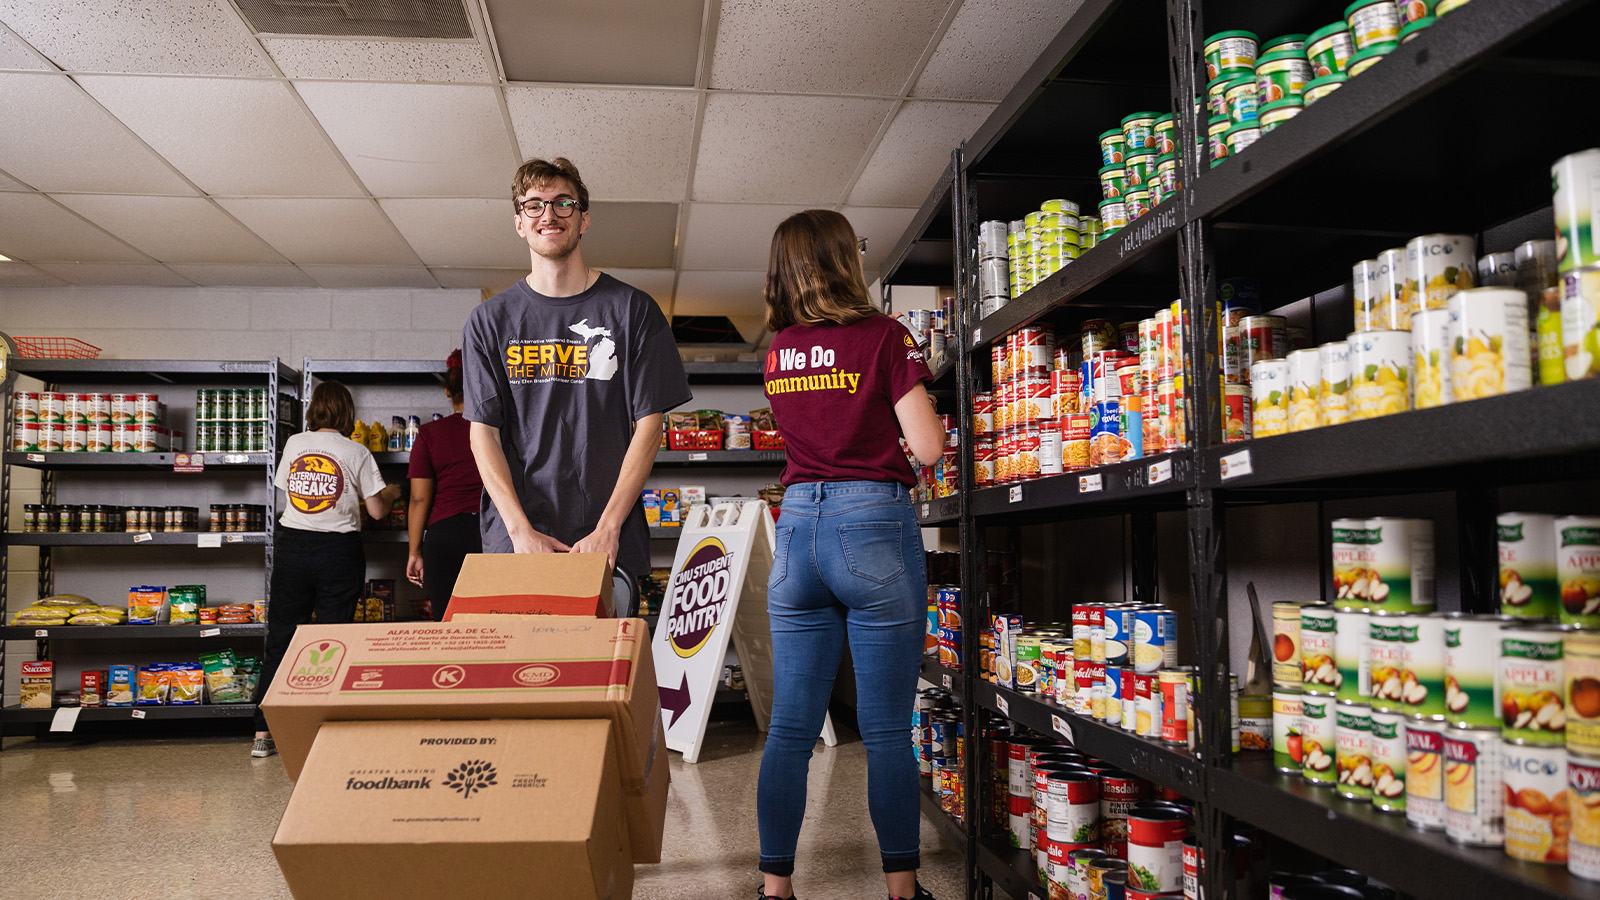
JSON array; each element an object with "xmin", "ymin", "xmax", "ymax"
[{"xmin": 877, "ymin": 0, "xmax": 1600, "ymax": 898}]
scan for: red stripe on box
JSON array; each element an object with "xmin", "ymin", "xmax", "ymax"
[{"xmin": 339, "ymin": 659, "xmax": 630, "ymax": 692}]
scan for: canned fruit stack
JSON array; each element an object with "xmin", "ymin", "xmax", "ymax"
[
  {"xmin": 1499, "ymin": 513, "xmax": 1600, "ymax": 624},
  {"xmin": 978, "ymin": 312, "xmax": 1191, "ymax": 485},
  {"xmin": 896, "ymin": 303, "xmax": 955, "ymax": 368},
  {"xmin": 1203, "ymin": 4, "xmax": 1437, "ymax": 167},
  {"xmin": 1330, "ymin": 517, "xmax": 1436, "ymax": 612},
  {"xmin": 10, "ymin": 391, "xmax": 182, "ymax": 453}
]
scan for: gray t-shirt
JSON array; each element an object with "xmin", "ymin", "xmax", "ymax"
[{"xmin": 462, "ymin": 273, "xmax": 692, "ymax": 579}]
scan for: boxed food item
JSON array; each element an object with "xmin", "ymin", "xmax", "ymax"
[
  {"xmin": 261, "ymin": 614, "xmax": 667, "ymax": 862},
  {"xmin": 271, "ymin": 719, "xmax": 631, "ymax": 900},
  {"xmin": 19, "ymin": 661, "xmax": 53, "ymax": 709},
  {"xmin": 442, "ymin": 553, "xmax": 613, "ymax": 620},
  {"xmin": 80, "ymin": 670, "xmax": 105, "ymax": 707},
  {"xmin": 642, "ymin": 489, "xmax": 662, "ymax": 526},
  {"xmin": 680, "ymin": 485, "xmax": 706, "ymax": 508},
  {"xmin": 127, "ymin": 585, "xmax": 167, "ymax": 624},
  {"xmin": 106, "ymin": 665, "xmax": 136, "ymax": 706},
  {"xmin": 659, "ymin": 489, "xmax": 680, "ymax": 525}
]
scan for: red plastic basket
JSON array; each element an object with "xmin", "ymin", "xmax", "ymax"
[
  {"xmin": 15, "ymin": 337, "xmax": 102, "ymax": 359},
  {"xmin": 668, "ymin": 429, "xmax": 724, "ymax": 451},
  {"xmin": 753, "ymin": 430, "xmax": 785, "ymax": 451}
]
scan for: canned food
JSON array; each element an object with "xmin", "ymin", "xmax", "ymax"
[
  {"xmin": 1399, "ymin": 611, "xmax": 1447, "ymax": 718},
  {"xmin": 1554, "ymin": 149, "xmax": 1600, "ymax": 274},
  {"xmin": 1444, "ymin": 727, "xmax": 1504, "ymax": 846},
  {"xmin": 1372, "ymin": 517, "xmax": 1435, "ymax": 611},
  {"xmin": 1401, "ymin": 307, "xmax": 1449, "ymax": 409},
  {"xmin": 1127, "ymin": 809, "xmax": 1188, "ymax": 894},
  {"xmin": 1346, "ymin": 0, "xmax": 1401, "ymax": 48},
  {"xmin": 1298, "ymin": 605, "xmax": 1336, "ymax": 695},
  {"xmin": 1499, "ymin": 623, "xmax": 1572, "ymax": 745},
  {"xmin": 1299, "ymin": 694, "xmax": 1337, "ymax": 784},
  {"xmin": 1250, "ymin": 359, "xmax": 1290, "ymax": 437},
  {"xmin": 1272, "ymin": 602, "xmax": 1306, "ymax": 689},
  {"xmin": 1503, "ymin": 742, "xmax": 1567, "ymax": 864},
  {"xmin": 11, "ymin": 391, "xmax": 39, "ymax": 422},
  {"xmin": 1255, "ymin": 49, "xmax": 1312, "ymax": 103},
  {"xmin": 980, "ymin": 258, "xmax": 1010, "ymax": 297},
  {"xmin": 1124, "ymin": 188, "xmax": 1151, "ymax": 221},
  {"xmin": 1103, "ymin": 606, "xmax": 1130, "ymax": 668},
  {"xmin": 1368, "ymin": 710, "xmax": 1408, "ymax": 813},
  {"xmin": 1335, "ymin": 700, "xmax": 1374, "ymax": 802},
  {"xmin": 1405, "ymin": 718, "xmax": 1448, "ymax": 830},
  {"xmin": 1569, "ymin": 755, "xmax": 1600, "ymax": 879},
  {"xmin": 1568, "ymin": 630, "xmax": 1600, "ymax": 756},
  {"xmin": 38, "ymin": 423, "xmax": 63, "ymax": 452},
  {"xmin": 1369, "ymin": 612, "xmax": 1410, "ymax": 713},
  {"xmin": 1132, "ymin": 608, "xmax": 1173, "ymax": 675},
  {"xmin": 1445, "ymin": 613, "xmax": 1516, "ymax": 727},
  {"xmin": 1104, "ymin": 667, "xmax": 1125, "ymax": 727},
  {"xmin": 1557, "ymin": 515, "xmax": 1600, "ymax": 626},
  {"xmin": 1068, "ymin": 847, "xmax": 1110, "ymax": 900},
  {"xmin": 1445, "ymin": 287, "xmax": 1531, "ymax": 401},
  {"xmin": 1347, "ymin": 330, "xmax": 1410, "ymax": 419},
  {"xmin": 1306, "ymin": 22, "xmax": 1356, "ymax": 76},
  {"xmin": 1273, "ymin": 689, "xmax": 1304, "ymax": 773},
  {"xmin": 1332, "ymin": 606, "xmax": 1371, "ymax": 702},
  {"xmin": 63, "ymin": 423, "xmax": 88, "ymax": 452},
  {"xmin": 1285, "ymin": 348, "xmax": 1319, "ymax": 431},
  {"xmin": 1204, "ymin": 30, "xmax": 1259, "ymax": 79},
  {"xmin": 12, "ymin": 421, "xmax": 40, "ymax": 451},
  {"xmin": 1088, "ymin": 857, "xmax": 1129, "ymax": 900},
  {"xmin": 1224, "ymin": 122, "xmax": 1261, "ymax": 155},
  {"xmin": 1099, "ymin": 129, "xmax": 1128, "ymax": 166},
  {"xmin": 1309, "ymin": 342, "xmax": 1348, "ymax": 426},
  {"xmin": 979, "ymin": 220, "xmax": 1010, "ymax": 260},
  {"xmin": 1135, "ymin": 673, "xmax": 1161, "ymax": 738},
  {"xmin": 38, "ymin": 392, "xmax": 66, "ymax": 423},
  {"xmin": 1498, "ymin": 513, "xmax": 1559, "ymax": 619},
  {"xmin": 1207, "ymin": 115, "xmax": 1232, "ymax": 166},
  {"xmin": 1161, "ymin": 669, "xmax": 1191, "ymax": 745},
  {"xmin": 1099, "ymin": 199, "xmax": 1127, "ymax": 232}
]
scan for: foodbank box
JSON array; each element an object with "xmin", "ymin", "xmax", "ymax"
[
  {"xmin": 261, "ymin": 616, "xmax": 667, "ymax": 863},
  {"xmin": 273, "ymin": 719, "xmax": 631, "ymax": 900},
  {"xmin": 442, "ymin": 552, "xmax": 613, "ymax": 620}
]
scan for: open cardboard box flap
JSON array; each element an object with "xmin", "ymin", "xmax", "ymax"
[{"xmin": 444, "ymin": 552, "xmax": 613, "ymax": 619}]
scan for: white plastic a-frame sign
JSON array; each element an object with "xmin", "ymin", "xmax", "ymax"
[{"xmin": 654, "ymin": 499, "xmax": 835, "ymax": 763}]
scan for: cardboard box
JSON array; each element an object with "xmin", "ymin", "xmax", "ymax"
[
  {"xmin": 261, "ymin": 616, "xmax": 667, "ymax": 862},
  {"xmin": 19, "ymin": 661, "xmax": 53, "ymax": 709},
  {"xmin": 273, "ymin": 719, "xmax": 632, "ymax": 900},
  {"xmin": 443, "ymin": 553, "xmax": 613, "ymax": 620}
]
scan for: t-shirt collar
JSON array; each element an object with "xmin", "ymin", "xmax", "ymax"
[{"xmin": 518, "ymin": 271, "xmax": 609, "ymax": 306}]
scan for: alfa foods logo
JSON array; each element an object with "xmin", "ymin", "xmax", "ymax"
[
  {"xmin": 444, "ymin": 760, "xmax": 498, "ymax": 798},
  {"xmin": 285, "ymin": 452, "xmax": 344, "ymax": 514},
  {"xmin": 287, "ymin": 640, "xmax": 345, "ymax": 690},
  {"xmin": 667, "ymin": 537, "xmax": 735, "ymax": 659}
]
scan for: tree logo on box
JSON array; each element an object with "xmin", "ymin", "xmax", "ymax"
[
  {"xmin": 444, "ymin": 760, "xmax": 498, "ymax": 798},
  {"xmin": 286, "ymin": 640, "xmax": 346, "ymax": 690},
  {"xmin": 665, "ymin": 537, "xmax": 735, "ymax": 659}
]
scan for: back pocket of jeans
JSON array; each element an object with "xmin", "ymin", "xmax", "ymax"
[
  {"xmin": 769, "ymin": 525, "xmax": 794, "ymax": 588},
  {"xmin": 838, "ymin": 522, "xmax": 904, "ymax": 585}
]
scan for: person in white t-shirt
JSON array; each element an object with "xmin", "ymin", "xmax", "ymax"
[{"xmin": 251, "ymin": 381, "xmax": 400, "ymax": 759}]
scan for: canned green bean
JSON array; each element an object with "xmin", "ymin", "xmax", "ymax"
[{"xmin": 1306, "ymin": 22, "xmax": 1356, "ymax": 76}]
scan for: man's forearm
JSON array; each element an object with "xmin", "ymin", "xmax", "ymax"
[
  {"xmin": 469, "ymin": 422, "xmax": 535, "ymax": 537},
  {"xmin": 596, "ymin": 414, "xmax": 663, "ymax": 533}
]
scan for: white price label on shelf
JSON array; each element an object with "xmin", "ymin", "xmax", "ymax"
[
  {"xmin": 996, "ymin": 695, "xmax": 1010, "ymax": 717},
  {"xmin": 199, "ymin": 628, "xmax": 221, "ymax": 638},
  {"xmin": 225, "ymin": 534, "xmax": 244, "ymax": 544},
  {"xmin": 196, "ymin": 533, "xmax": 222, "ymax": 548},
  {"xmin": 689, "ymin": 452, "xmax": 708, "ymax": 462},
  {"xmin": 1079, "ymin": 474, "xmax": 1103, "ymax": 493},
  {"xmin": 973, "ymin": 326, "xmax": 983, "ymax": 345},
  {"xmin": 1149, "ymin": 458, "xmax": 1172, "ymax": 485},
  {"xmin": 50, "ymin": 707, "xmax": 81, "ymax": 733},
  {"xmin": 131, "ymin": 709, "xmax": 147, "ymax": 720},
  {"xmin": 1050, "ymin": 714, "xmax": 1073, "ymax": 741},
  {"xmin": 942, "ymin": 674, "xmax": 953, "ymax": 691},
  {"xmin": 223, "ymin": 454, "xmax": 249, "ymax": 464},
  {"xmin": 1009, "ymin": 485, "xmax": 1023, "ymax": 503},
  {"xmin": 27, "ymin": 453, "xmax": 45, "ymax": 462},
  {"xmin": 133, "ymin": 532, "xmax": 153, "ymax": 543},
  {"xmin": 921, "ymin": 503, "xmax": 930, "ymax": 519},
  {"xmin": 1219, "ymin": 449, "xmax": 1253, "ymax": 480}
]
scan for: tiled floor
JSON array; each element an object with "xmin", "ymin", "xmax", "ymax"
[{"xmin": 0, "ymin": 716, "xmax": 966, "ymax": 900}]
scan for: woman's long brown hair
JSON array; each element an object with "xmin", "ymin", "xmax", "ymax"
[{"xmin": 764, "ymin": 209, "xmax": 882, "ymax": 331}]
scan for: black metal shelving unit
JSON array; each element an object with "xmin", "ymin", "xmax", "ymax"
[
  {"xmin": 1, "ymin": 703, "xmax": 258, "ymax": 723},
  {"xmin": 877, "ymin": 1, "xmax": 1600, "ymax": 898},
  {"xmin": 1, "ymin": 358, "xmax": 296, "ymax": 739}
]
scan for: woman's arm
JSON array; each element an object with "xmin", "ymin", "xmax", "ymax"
[
  {"xmin": 406, "ymin": 477, "xmax": 436, "ymax": 585},
  {"xmin": 894, "ymin": 382, "xmax": 945, "ymax": 466},
  {"xmin": 363, "ymin": 483, "xmax": 402, "ymax": 520}
]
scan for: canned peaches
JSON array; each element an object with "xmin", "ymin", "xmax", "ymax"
[{"xmin": 1503, "ymin": 742, "xmax": 1568, "ymax": 864}]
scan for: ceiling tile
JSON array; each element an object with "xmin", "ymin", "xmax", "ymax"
[
  {"xmin": 0, "ymin": 262, "xmax": 67, "ymax": 286},
  {"xmin": 484, "ymin": 0, "xmax": 702, "ymax": 86},
  {"xmin": 680, "ymin": 203, "xmax": 803, "ymax": 271},
  {"xmin": 429, "ymin": 267, "xmax": 526, "ymax": 294},
  {"xmin": 913, "ymin": 0, "xmax": 1081, "ymax": 101},
  {"xmin": 0, "ymin": 0, "xmax": 273, "ymax": 76},
  {"xmin": 52, "ymin": 195, "xmax": 287, "ymax": 264},
  {"xmin": 0, "ymin": 74, "xmax": 196, "ymax": 195},
  {"xmin": 295, "ymin": 81, "xmax": 517, "ymax": 197},
  {"xmin": 0, "ymin": 192, "xmax": 147, "ymax": 262},
  {"xmin": 381, "ymin": 198, "xmax": 526, "ymax": 268},
  {"xmin": 710, "ymin": 0, "xmax": 947, "ymax": 94},
  {"xmin": 32, "ymin": 262, "xmax": 195, "ymax": 286},
  {"xmin": 848, "ymin": 100, "xmax": 995, "ymax": 207},
  {"xmin": 215, "ymin": 198, "xmax": 422, "ymax": 266},
  {"xmin": 77, "ymin": 75, "xmax": 362, "ymax": 196},
  {"xmin": 262, "ymin": 38, "xmax": 492, "ymax": 82},
  {"xmin": 504, "ymin": 87, "xmax": 695, "ymax": 202},
  {"xmin": 693, "ymin": 94, "xmax": 893, "ymax": 204},
  {"xmin": 303, "ymin": 265, "xmax": 440, "ymax": 288},
  {"xmin": 0, "ymin": 23, "xmax": 49, "ymax": 69},
  {"xmin": 0, "ymin": 170, "xmax": 31, "ymax": 190},
  {"xmin": 580, "ymin": 201, "xmax": 679, "ymax": 268},
  {"xmin": 168, "ymin": 264, "xmax": 317, "ymax": 287},
  {"xmin": 839, "ymin": 206, "xmax": 919, "ymax": 273},
  {"xmin": 594, "ymin": 268, "xmax": 676, "ymax": 303},
  {"xmin": 673, "ymin": 270, "xmax": 766, "ymax": 317}
]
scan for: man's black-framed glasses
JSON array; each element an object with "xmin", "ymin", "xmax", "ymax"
[{"xmin": 517, "ymin": 197, "xmax": 581, "ymax": 218}]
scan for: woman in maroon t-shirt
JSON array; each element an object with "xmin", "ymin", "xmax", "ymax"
[
  {"xmin": 755, "ymin": 210, "xmax": 946, "ymax": 900},
  {"xmin": 406, "ymin": 350, "xmax": 485, "ymax": 621}
]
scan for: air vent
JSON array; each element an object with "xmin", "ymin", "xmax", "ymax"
[{"xmin": 234, "ymin": 0, "xmax": 472, "ymax": 39}]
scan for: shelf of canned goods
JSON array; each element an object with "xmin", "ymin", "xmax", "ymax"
[
  {"xmin": 883, "ymin": 0, "xmax": 1600, "ymax": 898},
  {"xmin": 2, "ymin": 358, "xmax": 299, "ymax": 740}
]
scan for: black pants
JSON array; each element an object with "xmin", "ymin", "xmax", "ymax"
[
  {"xmin": 423, "ymin": 512, "xmax": 481, "ymax": 622},
  {"xmin": 254, "ymin": 527, "xmax": 365, "ymax": 732}
]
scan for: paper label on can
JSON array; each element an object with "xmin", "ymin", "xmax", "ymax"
[
  {"xmin": 1335, "ymin": 708, "xmax": 1373, "ymax": 799},
  {"xmin": 1499, "ymin": 635, "xmax": 1567, "ymax": 744},
  {"xmin": 1558, "ymin": 522, "xmax": 1600, "ymax": 626},
  {"xmin": 1498, "ymin": 516, "xmax": 1560, "ymax": 620},
  {"xmin": 1570, "ymin": 758, "xmax": 1600, "ymax": 878},
  {"xmin": 1444, "ymin": 733, "xmax": 1503, "ymax": 844},
  {"xmin": 1298, "ymin": 696, "xmax": 1336, "ymax": 781},
  {"xmin": 1502, "ymin": 744, "xmax": 1566, "ymax": 863}
]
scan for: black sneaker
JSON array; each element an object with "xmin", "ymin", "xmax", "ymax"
[
  {"xmin": 754, "ymin": 889, "xmax": 795, "ymax": 900},
  {"xmin": 890, "ymin": 884, "xmax": 934, "ymax": 900}
]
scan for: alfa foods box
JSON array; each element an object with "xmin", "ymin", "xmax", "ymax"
[
  {"xmin": 261, "ymin": 616, "xmax": 667, "ymax": 862},
  {"xmin": 443, "ymin": 552, "xmax": 613, "ymax": 620},
  {"xmin": 273, "ymin": 719, "xmax": 632, "ymax": 900}
]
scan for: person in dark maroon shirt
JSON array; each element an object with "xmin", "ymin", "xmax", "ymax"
[
  {"xmin": 754, "ymin": 209, "xmax": 946, "ymax": 900},
  {"xmin": 406, "ymin": 349, "xmax": 485, "ymax": 621}
]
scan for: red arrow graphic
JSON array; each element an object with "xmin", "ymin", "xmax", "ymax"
[{"xmin": 660, "ymin": 672, "xmax": 691, "ymax": 728}]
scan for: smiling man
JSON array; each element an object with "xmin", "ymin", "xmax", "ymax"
[{"xmin": 462, "ymin": 158, "xmax": 691, "ymax": 605}]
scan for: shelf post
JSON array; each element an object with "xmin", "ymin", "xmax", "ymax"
[{"xmin": 1456, "ymin": 485, "xmax": 1499, "ymax": 614}]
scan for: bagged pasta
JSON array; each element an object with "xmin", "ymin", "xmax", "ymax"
[
  {"xmin": 167, "ymin": 664, "xmax": 204, "ymax": 705},
  {"xmin": 135, "ymin": 664, "xmax": 172, "ymax": 705}
]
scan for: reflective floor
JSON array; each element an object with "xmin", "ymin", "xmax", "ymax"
[{"xmin": 0, "ymin": 716, "xmax": 966, "ymax": 900}]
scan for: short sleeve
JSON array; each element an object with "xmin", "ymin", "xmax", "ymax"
[
  {"xmin": 406, "ymin": 426, "xmax": 436, "ymax": 480},
  {"xmin": 273, "ymin": 435, "xmax": 296, "ymax": 493},
  {"xmin": 353, "ymin": 447, "xmax": 386, "ymax": 501},
  {"xmin": 625, "ymin": 290, "xmax": 693, "ymax": 421},
  {"xmin": 880, "ymin": 317, "xmax": 932, "ymax": 404},
  {"xmin": 462, "ymin": 306, "xmax": 503, "ymax": 428}
]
